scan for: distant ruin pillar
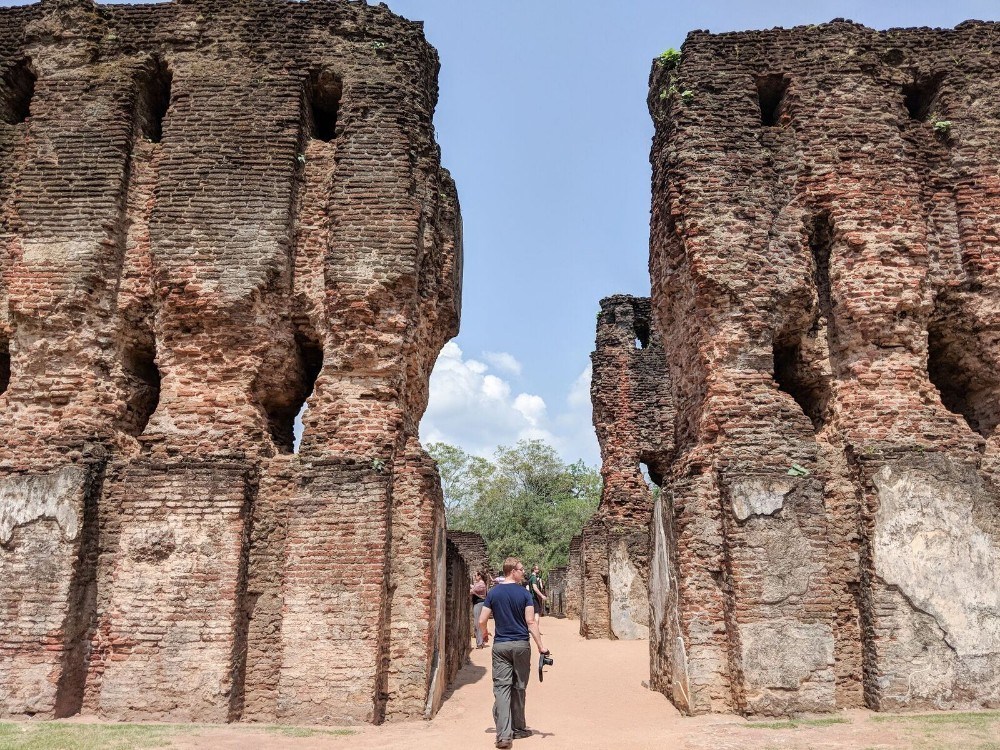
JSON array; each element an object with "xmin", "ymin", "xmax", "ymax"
[{"xmin": 581, "ymin": 296, "xmax": 673, "ymax": 640}]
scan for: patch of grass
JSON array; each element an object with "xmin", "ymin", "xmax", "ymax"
[
  {"xmin": 261, "ymin": 726, "xmax": 356, "ymax": 738},
  {"xmin": 746, "ymin": 716, "xmax": 849, "ymax": 730},
  {"xmin": 0, "ymin": 722, "xmax": 188, "ymax": 750},
  {"xmin": 871, "ymin": 711, "xmax": 1000, "ymax": 750},
  {"xmin": 871, "ymin": 711, "xmax": 1000, "ymax": 727},
  {"xmin": 0, "ymin": 722, "xmax": 356, "ymax": 749}
]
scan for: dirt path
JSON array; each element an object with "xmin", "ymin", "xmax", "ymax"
[{"xmin": 10, "ymin": 616, "xmax": 998, "ymax": 749}]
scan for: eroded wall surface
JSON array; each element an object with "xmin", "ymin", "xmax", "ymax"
[
  {"xmin": 447, "ymin": 530, "xmax": 489, "ymax": 585},
  {"xmin": 0, "ymin": 0, "xmax": 461, "ymax": 724},
  {"xmin": 582, "ymin": 296, "xmax": 673, "ymax": 640},
  {"xmin": 564, "ymin": 535, "xmax": 582, "ymax": 620},
  {"xmin": 545, "ymin": 566, "xmax": 567, "ymax": 618},
  {"xmin": 646, "ymin": 20, "xmax": 1000, "ymax": 715}
]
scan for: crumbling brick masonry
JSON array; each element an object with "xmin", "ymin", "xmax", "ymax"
[
  {"xmin": 0, "ymin": 0, "xmax": 462, "ymax": 724},
  {"xmin": 580, "ymin": 295, "xmax": 673, "ymax": 640},
  {"xmin": 645, "ymin": 20, "xmax": 1000, "ymax": 716}
]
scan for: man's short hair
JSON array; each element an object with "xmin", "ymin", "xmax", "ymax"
[{"xmin": 502, "ymin": 557, "xmax": 521, "ymax": 576}]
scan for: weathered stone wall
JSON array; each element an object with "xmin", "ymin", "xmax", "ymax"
[
  {"xmin": 442, "ymin": 538, "xmax": 472, "ymax": 696},
  {"xmin": 564, "ymin": 535, "xmax": 582, "ymax": 620},
  {"xmin": 581, "ymin": 296, "xmax": 673, "ymax": 640},
  {"xmin": 545, "ymin": 566, "xmax": 567, "ymax": 618},
  {"xmin": 447, "ymin": 530, "xmax": 489, "ymax": 585},
  {"xmin": 646, "ymin": 20, "xmax": 1000, "ymax": 716},
  {"xmin": 0, "ymin": 0, "xmax": 461, "ymax": 725}
]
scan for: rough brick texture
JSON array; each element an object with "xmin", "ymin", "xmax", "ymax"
[
  {"xmin": 545, "ymin": 566, "xmax": 567, "ymax": 618},
  {"xmin": 0, "ymin": 0, "xmax": 461, "ymax": 724},
  {"xmin": 580, "ymin": 296, "xmax": 673, "ymax": 640},
  {"xmin": 564, "ymin": 535, "xmax": 582, "ymax": 620},
  {"xmin": 447, "ymin": 530, "xmax": 489, "ymax": 585},
  {"xmin": 644, "ymin": 20, "xmax": 1000, "ymax": 716},
  {"xmin": 443, "ymin": 538, "xmax": 472, "ymax": 692}
]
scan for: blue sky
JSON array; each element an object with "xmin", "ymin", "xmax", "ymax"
[
  {"xmin": 396, "ymin": 0, "xmax": 999, "ymax": 466},
  {"xmin": 6, "ymin": 0, "xmax": 997, "ymax": 466}
]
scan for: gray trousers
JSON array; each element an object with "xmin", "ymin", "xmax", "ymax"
[
  {"xmin": 491, "ymin": 639, "xmax": 530, "ymax": 741},
  {"xmin": 473, "ymin": 601, "xmax": 485, "ymax": 646}
]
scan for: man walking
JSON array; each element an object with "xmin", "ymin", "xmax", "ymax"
[
  {"xmin": 479, "ymin": 557, "xmax": 549, "ymax": 749},
  {"xmin": 528, "ymin": 564, "xmax": 547, "ymax": 624}
]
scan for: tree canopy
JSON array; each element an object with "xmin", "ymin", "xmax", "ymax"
[{"xmin": 428, "ymin": 439, "xmax": 601, "ymax": 572}]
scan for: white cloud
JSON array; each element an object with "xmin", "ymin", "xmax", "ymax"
[
  {"xmin": 513, "ymin": 393, "xmax": 547, "ymax": 425},
  {"xmin": 482, "ymin": 351, "xmax": 523, "ymax": 376},
  {"xmin": 420, "ymin": 343, "xmax": 599, "ymax": 466},
  {"xmin": 567, "ymin": 363, "xmax": 592, "ymax": 409}
]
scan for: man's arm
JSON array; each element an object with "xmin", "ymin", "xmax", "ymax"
[
  {"xmin": 525, "ymin": 605, "xmax": 547, "ymax": 653},
  {"xmin": 478, "ymin": 605, "xmax": 492, "ymax": 646},
  {"xmin": 531, "ymin": 579, "xmax": 547, "ymax": 601}
]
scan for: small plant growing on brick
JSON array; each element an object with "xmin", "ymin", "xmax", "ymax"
[
  {"xmin": 658, "ymin": 48, "xmax": 681, "ymax": 69},
  {"xmin": 680, "ymin": 88, "xmax": 695, "ymax": 104},
  {"xmin": 931, "ymin": 116, "xmax": 952, "ymax": 135}
]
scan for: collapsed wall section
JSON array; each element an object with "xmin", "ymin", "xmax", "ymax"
[
  {"xmin": 0, "ymin": 0, "xmax": 461, "ymax": 724},
  {"xmin": 581, "ymin": 296, "xmax": 673, "ymax": 640},
  {"xmin": 646, "ymin": 20, "xmax": 1000, "ymax": 715}
]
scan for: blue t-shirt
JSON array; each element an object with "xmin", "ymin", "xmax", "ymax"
[{"xmin": 484, "ymin": 583, "xmax": 533, "ymax": 643}]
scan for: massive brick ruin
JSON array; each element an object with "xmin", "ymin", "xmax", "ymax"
[
  {"xmin": 580, "ymin": 295, "xmax": 673, "ymax": 640},
  {"xmin": 0, "ymin": 0, "xmax": 461, "ymax": 724},
  {"xmin": 639, "ymin": 20, "xmax": 1000, "ymax": 716}
]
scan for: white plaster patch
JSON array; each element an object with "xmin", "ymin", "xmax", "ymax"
[
  {"xmin": 740, "ymin": 619, "xmax": 835, "ymax": 691},
  {"xmin": 0, "ymin": 466, "xmax": 88, "ymax": 545},
  {"xmin": 873, "ymin": 465, "xmax": 1000, "ymax": 657},
  {"xmin": 650, "ymin": 492, "xmax": 670, "ymax": 639},
  {"xmin": 729, "ymin": 477, "xmax": 795, "ymax": 521},
  {"xmin": 609, "ymin": 538, "xmax": 649, "ymax": 640}
]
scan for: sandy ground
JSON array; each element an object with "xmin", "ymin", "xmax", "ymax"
[{"xmin": 20, "ymin": 616, "xmax": 1000, "ymax": 750}]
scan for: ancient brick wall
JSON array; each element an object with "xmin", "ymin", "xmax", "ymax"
[
  {"xmin": 545, "ymin": 566, "xmax": 567, "ymax": 618},
  {"xmin": 0, "ymin": 0, "xmax": 460, "ymax": 724},
  {"xmin": 581, "ymin": 296, "xmax": 674, "ymax": 640},
  {"xmin": 447, "ymin": 530, "xmax": 490, "ymax": 585},
  {"xmin": 646, "ymin": 20, "xmax": 1000, "ymax": 716},
  {"xmin": 442, "ymin": 538, "xmax": 472, "ymax": 694},
  {"xmin": 564, "ymin": 535, "xmax": 582, "ymax": 620}
]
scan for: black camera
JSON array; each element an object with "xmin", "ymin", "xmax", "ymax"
[{"xmin": 538, "ymin": 650, "xmax": 553, "ymax": 682}]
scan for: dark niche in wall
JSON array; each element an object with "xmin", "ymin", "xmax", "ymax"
[
  {"xmin": 0, "ymin": 338, "xmax": 10, "ymax": 395},
  {"xmin": 307, "ymin": 69, "xmax": 342, "ymax": 143},
  {"xmin": 135, "ymin": 57, "xmax": 172, "ymax": 143},
  {"xmin": 902, "ymin": 73, "xmax": 943, "ymax": 122},
  {"xmin": 927, "ymin": 314, "xmax": 1000, "ymax": 439},
  {"xmin": 756, "ymin": 73, "xmax": 789, "ymax": 127},
  {"xmin": 263, "ymin": 330, "xmax": 324, "ymax": 454},
  {"xmin": 121, "ymin": 342, "xmax": 161, "ymax": 437},
  {"xmin": 1, "ymin": 58, "xmax": 35, "ymax": 125}
]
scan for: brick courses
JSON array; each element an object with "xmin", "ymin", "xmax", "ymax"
[
  {"xmin": 642, "ymin": 20, "xmax": 1000, "ymax": 716},
  {"xmin": 580, "ymin": 296, "xmax": 674, "ymax": 640},
  {"xmin": 447, "ymin": 530, "xmax": 490, "ymax": 586},
  {"xmin": 0, "ymin": 0, "xmax": 461, "ymax": 724},
  {"xmin": 564, "ymin": 535, "xmax": 582, "ymax": 620}
]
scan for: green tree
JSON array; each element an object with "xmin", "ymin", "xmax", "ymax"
[{"xmin": 427, "ymin": 440, "xmax": 601, "ymax": 572}]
